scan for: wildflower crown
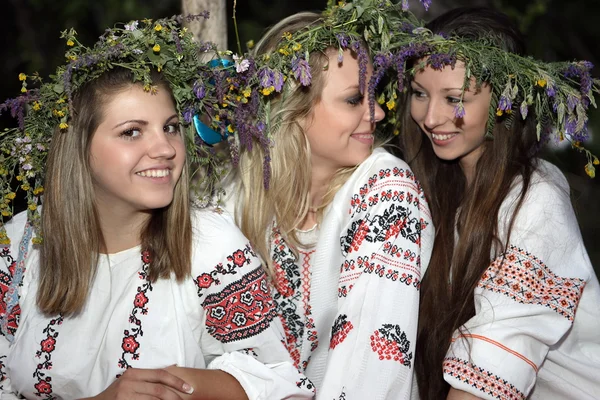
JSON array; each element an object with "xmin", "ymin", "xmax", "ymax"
[{"xmin": 0, "ymin": 13, "xmax": 234, "ymax": 244}]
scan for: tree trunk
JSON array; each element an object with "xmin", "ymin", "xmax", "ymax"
[{"xmin": 181, "ymin": 0, "xmax": 228, "ymax": 51}]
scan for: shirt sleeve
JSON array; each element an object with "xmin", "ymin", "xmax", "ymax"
[
  {"xmin": 443, "ymin": 167, "xmax": 591, "ymax": 399},
  {"xmin": 0, "ymin": 212, "xmax": 29, "ymax": 398},
  {"xmin": 190, "ymin": 210, "xmax": 315, "ymax": 400},
  {"xmin": 318, "ymin": 159, "xmax": 434, "ymax": 399}
]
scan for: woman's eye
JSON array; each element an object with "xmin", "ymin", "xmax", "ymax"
[
  {"xmin": 164, "ymin": 123, "xmax": 181, "ymax": 135},
  {"xmin": 411, "ymin": 89, "xmax": 426, "ymax": 99},
  {"xmin": 346, "ymin": 94, "xmax": 364, "ymax": 106},
  {"xmin": 447, "ymin": 97, "xmax": 461, "ymax": 104},
  {"xmin": 121, "ymin": 128, "xmax": 141, "ymax": 139}
]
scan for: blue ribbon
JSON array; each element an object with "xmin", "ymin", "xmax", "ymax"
[{"xmin": 194, "ymin": 58, "xmax": 235, "ymax": 146}]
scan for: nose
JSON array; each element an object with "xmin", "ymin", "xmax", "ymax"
[
  {"xmin": 423, "ymin": 97, "xmax": 446, "ymax": 130},
  {"xmin": 365, "ymin": 99, "xmax": 386, "ymax": 124},
  {"xmin": 148, "ymin": 130, "xmax": 177, "ymax": 159}
]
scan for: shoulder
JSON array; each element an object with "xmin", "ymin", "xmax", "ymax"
[
  {"xmin": 189, "ymin": 207, "xmax": 259, "ymax": 271},
  {"xmin": 191, "ymin": 207, "xmax": 247, "ymax": 245},
  {"xmin": 345, "ymin": 148, "xmax": 422, "ymax": 193},
  {"xmin": 502, "ymin": 160, "xmax": 572, "ymax": 221}
]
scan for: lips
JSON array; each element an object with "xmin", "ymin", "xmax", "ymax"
[{"xmin": 351, "ymin": 133, "xmax": 374, "ymax": 144}]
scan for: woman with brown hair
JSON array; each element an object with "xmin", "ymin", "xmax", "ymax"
[
  {"xmin": 393, "ymin": 7, "xmax": 600, "ymax": 400},
  {"xmin": 0, "ymin": 17, "xmax": 313, "ymax": 400}
]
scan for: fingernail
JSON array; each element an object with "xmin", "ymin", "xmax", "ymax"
[{"xmin": 183, "ymin": 383, "xmax": 194, "ymax": 394}]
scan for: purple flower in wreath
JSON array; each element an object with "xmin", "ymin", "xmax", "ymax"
[
  {"xmin": 292, "ymin": 57, "xmax": 312, "ymax": 86},
  {"xmin": 453, "ymin": 103, "xmax": 466, "ymax": 119},
  {"xmin": 498, "ymin": 95, "xmax": 512, "ymax": 112}
]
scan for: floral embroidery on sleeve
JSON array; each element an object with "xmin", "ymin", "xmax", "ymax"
[
  {"xmin": 444, "ymin": 357, "xmax": 525, "ymax": 400},
  {"xmin": 480, "ymin": 245, "xmax": 585, "ymax": 321},
  {"xmin": 200, "ymin": 245, "xmax": 277, "ymax": 343},
  {"xmin": 370, "ymin": 324, "xmax": 413, "ymax": 367},
  {"xmin": 330, "ymin": 314, "xmax": 354, "ymax": 349}
]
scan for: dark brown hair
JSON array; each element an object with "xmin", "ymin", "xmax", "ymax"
[{"xmin": 393, "ymin": 7, "xmax": 538, "ymax": 399}]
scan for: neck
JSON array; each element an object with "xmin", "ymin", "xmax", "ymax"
[
  {"xmin": 95, "ymin": 206, "xmax": 151, "ymax": 254},
  {"xmin": 300, "ymin": 163, "xmax": 334, "ymax": 230}
]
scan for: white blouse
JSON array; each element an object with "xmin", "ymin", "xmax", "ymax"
[
  {"xmin": 0, "ymin": 209, "xmax": 315, "ymax": 399},
  {"xmin": 225, "ymin": 148, "xmax": 435, "ymax": 399},
  {"xmin": 443, "ymin": 160, "xmax": 600, "ymax": 399}
]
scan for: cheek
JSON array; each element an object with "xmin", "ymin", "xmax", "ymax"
[{"xmin": 410, "ymin": 100, "xmax": 425, "ymax": 123}]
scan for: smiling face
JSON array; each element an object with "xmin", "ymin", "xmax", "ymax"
[
  {"xmin": 89, "ymin": 84, "xmax": 186, "ymax": 219},
  {"xmin": 302, "ymin": 49, "xmax": 385, "ymax": 177},
  {"xmin": 410, "ymin": 62, "xmax": 492, "ymax": 180}
]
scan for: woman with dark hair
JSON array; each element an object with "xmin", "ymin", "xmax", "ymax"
[{"xmin": 393, "ymin": 7, "xmax": 600, "ymax": 400}]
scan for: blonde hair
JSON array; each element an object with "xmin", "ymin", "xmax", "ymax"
[
  {"xmin": 236, "ymin": 12, "xmax": 364, "ymax": 279},
  {"xmin": 38, "ymin": 68, "xmax": 192, "ymax": 316}
]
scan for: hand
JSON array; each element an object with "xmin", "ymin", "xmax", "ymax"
[{"xmin": 90, "ymin": 367, "xmax": 195, "ymax": 400}]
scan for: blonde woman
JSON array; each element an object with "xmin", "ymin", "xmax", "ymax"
[{"xmin": 223, "ymin": 12, "xmax": 434, "ymax": 398}]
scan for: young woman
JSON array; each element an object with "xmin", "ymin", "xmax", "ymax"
[
  {"xmin": 222, "ymin": 11, "xmax": 434, "ymax": 398},
  {"xmin": 0, "ymin": 19, "xmax": 313, "ymax": 400},
  {"xmin": 393, "ymin": 7, "xmax": 600, "ymax": 400}
]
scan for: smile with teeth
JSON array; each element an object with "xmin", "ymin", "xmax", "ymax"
[
  {"xmin": 431, "ymin": 132, "xmax": 457, "ymax": 141},
  {"xmin": 136, "ymin": 169, "xmax": 170, "ymax": 178}
]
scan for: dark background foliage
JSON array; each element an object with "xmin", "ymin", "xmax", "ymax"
[{"xmin": 1, "ymin": 0, "xmax": 598, "ymax": 269}]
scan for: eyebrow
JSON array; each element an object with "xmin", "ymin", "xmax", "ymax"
[
  {"xmin": 112, "ymin": 114, "xmax": 179, "ymax": 129},
  {"xmin": 411, "ymin": 81, "xmax": 463, "ymax": 92},
  {"xmin": 342, "ymin": 84, "xmax": 360, "ymax": 92}
]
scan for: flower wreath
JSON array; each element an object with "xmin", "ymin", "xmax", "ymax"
[{"xmin": 1, "ymin": 0, "xmax": 598, "ymax": 245}]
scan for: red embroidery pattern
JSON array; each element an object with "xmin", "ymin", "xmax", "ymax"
[
  {"xmin": 299, "ymin": 250, "xmax": 318, "ymax": 355},
  {"xmin": 479, "ymin": 245, "xmax": 585, "ymax": 321},
  {"xmin": 444, "ymin": 357, "xmax": 525, "ymax": 400},
  {"xmin": 203, "ymin": 266, "xmax": 276, "ymax": 342},
  {"xmin": 330, "ymin": 314, "xmax": 354, "ymax": 349},
  {"xmin": 339, "ymin": 168, "xmax": 426, "ymax": 296},
  {"xmin": 270, "ymin": 229, "xmax": 313, "ymax": 370},
  {"xmin": 0, "ymin": 248, "xmax": 19, "ymax": 337},
  {"xmin": 370, "ymin": 324, "xmax": 412, "ymax": 367},
  {"xmin": 117, "ymin": 251, "xmax": 153, "ymax": 372},
  {"xmin": 33, "ymin": 316, "xmax": 64, "ymax": 398},
  {"xmin": 193, "ymin": 245, "xmax": 256, "ymax": 298}
]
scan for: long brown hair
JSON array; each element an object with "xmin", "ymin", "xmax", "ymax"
[
  {"xmin": 38, "ymin": 68, "xmax": 192, "ymax": 316},
  {"xmin": 393, "ymin": 8, "xmax": 538, "ymax": 399}
]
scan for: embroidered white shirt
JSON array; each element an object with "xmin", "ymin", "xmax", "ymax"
[
  {"xmin": 443, "ymin": 160, "xmax": 600, "ymax": 400},
  {"xmin": 0, "ymin": 209, "xmax": 314, "ymax": 400}
]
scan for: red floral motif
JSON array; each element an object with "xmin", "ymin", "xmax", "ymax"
[
  {"xmin": 33, "ymin": 316, "xmax": 63, "ymax": 398},
  {"xmin": 141, "ymin": 250, "xmax": 152, "ymax": 264},
  {"xmin": 203, "ymin": 267, "xmax": 276, "ymax": 343},
  {"xmin": 196, "ymin": 273, "xmax": 214, "ymax": 289},
  {"xmin": 34, "ymin": 379, "xmax": 53, "ymax": 394},
  {"xmin": 133, "ymin": 292, "xmax": 148, "ymax": 308},
  {"xmin": 370, "ymin": 324, "xmax": 412, "ymax": 367},
  {"xmin": 122, "ymin": 335, "xmax": 140, "ymax": 354},
  {"xmin": 193, "ymin": 245, "xmax": 257, "ymax": 298},
  {"xmin": 330, "ymin": 314, "xmax": 354, "ymax": 349},
  {"xmin": 40, "ymin": 336, "xmax": 56, "ymax": 353},
  {"xmin": 117, "ymin": 252, "xmax": 153, "ymax": 373},
  {"xmin": 231, "ymin": 249, "xmax": 248, "ymax": 267},
  {"xmin": 479, "ymin": 245, "xmax": 586, "ymax": 321}
]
